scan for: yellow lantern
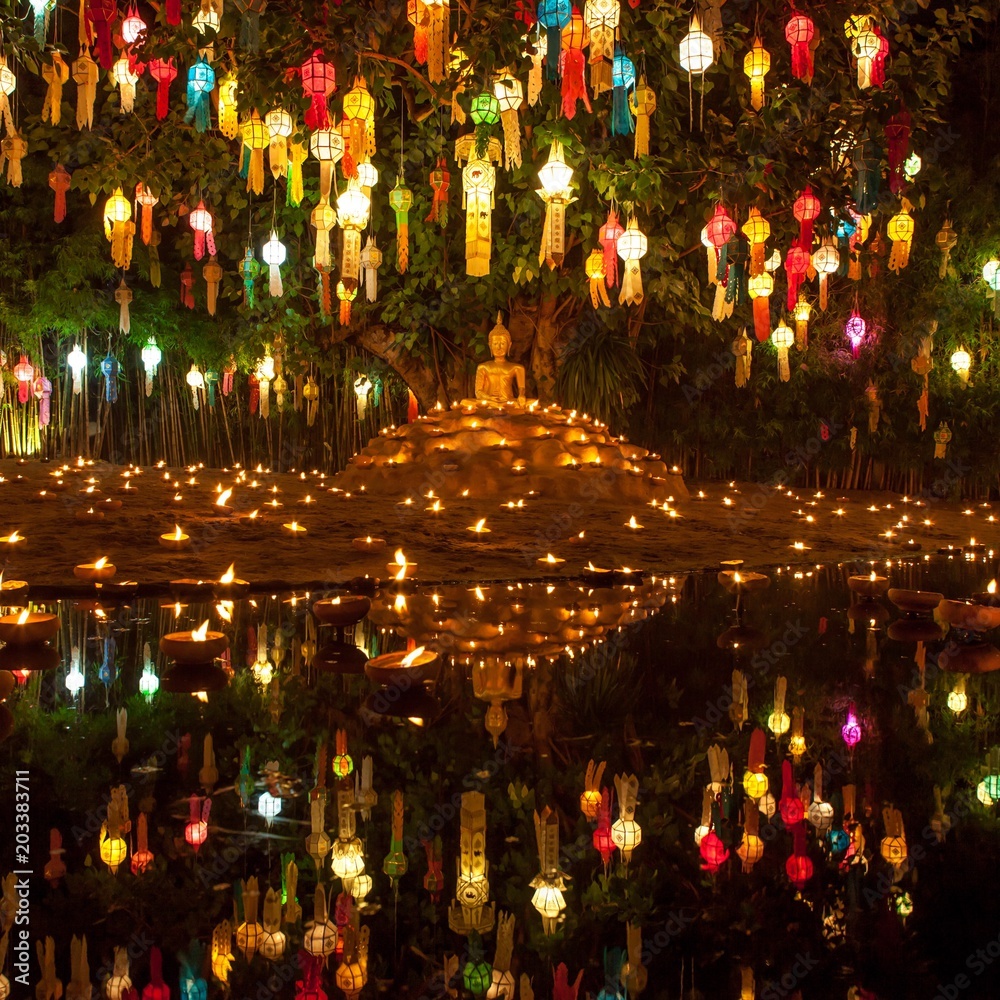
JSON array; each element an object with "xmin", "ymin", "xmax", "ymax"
[
  {"xmin": 611, "ymin": 773, "xmax": 642, "ymax": 861},
  {"xmin": 853, "ymin": 27, "xmax": 880, "ymax": 89},
  {"xmin": 887, "ymin": 204, "xmax": 915, "ymax": 272},
  {"xmin": 950, "ymin": 348, "xmax": 971, "ymax": 387},
  {"xmin": 99, "ymin": 785, "xmax": 130, "ymax": 874},
  {"xmin": 737, "ymin": 820, "xmax": 764, "ymax": 873},
  {"xmin": 112, "ymin": 56, "xmax": 139, "ymax": 113},
  {"xmin": 879, "ymin": 806, "xmax": 908, "ymax": 870},
  {"xmin": 311, "ymin": 199, "xmax": 336, "ymax": 270},
  {"xmin": 335, "ymin": 925, "xmax": 369, "ymax": 1000},
  {"xmin": 742, "ymin": 769, "xmax": 768, "ymax": 800},
  {"xmin": 583, "ymin": 0, "xmax": 619, "ymax": 96},
  {"xmin": 743, "ymin": 37, "xmax": 770, "ymax": 111},
  {"xmin": 629, "ymin": 76, "xmax": 656, "ymax": 157},
  {"xmin": 530, "ymin": 809, "xmax": 567, "ymax": 934},
  {"xmin": 449, "ymin": 791, "xmax": 495, "ymax": 935},
  {"xmin": 536, "ymin": 141, "xmax": 575, "ymax": 269},
  {"xmin": 342, "ymin": 76, "xmax": 375, "ymax": 166},
  {"xmin": 211, "ymin": 921, "xmax": 234, "ymax": 983},
  {"xmin": 265, "ymin": 107, "xmax": 293, "ymax": 179},
  {"xmin": 617, "ymin": 217, "xmax": 647, "ymax": 307},
  {"xmin": 310, "ymin": 126, "xmax": 345, "ymax": 201},
  {"xmin": 235, "ymin": 877, "xmax": 264, "ymax": 962},
  {"xmin": 747, "ymin": 271, "xmax": 773, "ymax": 343},
  {"xmin": 768, "ymin": 676, "xmax": 790, "ymax": 732},
  {"xmin": 585, "ymin": 249, "xmax": 611, "ymax": 308},
  {"xmin": 103, "ymin": 187, "xmax": 134, "ymax": 269},
  {"xmin": 947, "ymin": 677, "xmax": 968, "ymax": 714},
  {"xmin": 789, "ymin": 706, "xmax": 807, "ymax": 758},
  {"xmin": 742, "ymin": 207, "xmax": 770, "ymax": 276},
  {"xmin": 330, "ymin": 789, "xmax": 366, "ymax": 881},
  {"xmin": 336, "ymin": 178, "xmax": 370, "ymax": 295},
  {"xmin": 217, "ymin": 71, "xmax": 239, "ymax": 138},
  {"xmin": 793, "ymin": 296, "xmax": 812, "ymax": 349},
  {"xmin": 241, "ymin": 112, "xmax": 269, "ymax": 195},
  {"xmin": 99, "ymin": 822, "xmax": 127, "ymax": 873},
  {"xmin": 461, "ymin": 155, "xmax": 497, "ymax": 277}
]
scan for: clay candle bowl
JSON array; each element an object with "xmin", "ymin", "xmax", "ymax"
[
  {"xmin": 0, "ymin": 610, "xmax": 59, "ymax": 645},
  {"xmin": 973, "ymin": 581, "xmax": 1000, "ymax": 607},
  {"xmin": 282, "ymin": 521, "xmax": 307, "ymax": 538},
  {"xmin": 848, "ymin": 573, "xmax": 889, "ymax": 599},
  {"xmin": 75, "ymin": 508, "xmax": 105, "ymax": 523},
  {"xmin": 718, "ymin": 571, "xmax": 770, "ymax": 594},
  {"xmin": 386, "ymin": 551, "xmax": 417, "ymax": 580},
  {"xmin": 937, "ymin": 600, "xmax": 1000, "ymax": 634},
  {"xmin": 466, "ymin": 519, "xmax": 491, "ymax": 537},
  {"xmin": 313, "ymin": 595, "xmax": 371, "ymax": 627},
  {"xmin": 161, "ymin": 662, "xmax": 230, "ymax": 693},
  {"xmin": 238, "ymin": 510, "xmax": 262, "ymax": 526},
  {"xmin": 353, "ymin": 536, "xmax": 386, "ymax": 554},
  {"xmin": 887, "ymin": 588, "xmax": 945, "ymax": 643},
  {"xmin": 0, "ymin": 642, "xmax": 61, "ymax": 673},
  {"xmin": 0, "ymin": 580, "xmax": 29, "ymax": 605},
  {"xmin": 0, "ymin": 531, "xmax": 25, "ymax": 553},
  {"xmin": 537, "ymin": 554, "xmax": 566, "ymax": 573},
  {"xmin": 889, "ymin": 589, "xmax": 943, "ymax": 614},
  {"xmin": 74, "ymin": 558, "xmax": 116, "ymax": 583},
  {"xmin": 581, "ymin": 564, "xmax": 614, "ymax": 584},
  {"xmin": 159, "ymin": 621, "xmax": 229, "ymax": 664},
  {"xmin": 364, "ymin": 645, "xmax": 440, "ymax": 686},
  {"xmin": 159, "ymin": 526, "xmax": 191, "ymax": 551}
]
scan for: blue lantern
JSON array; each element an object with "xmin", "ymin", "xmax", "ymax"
[
  {"xmin": 611, "ymin": 48, "xmax": 635, "ymax": 137},
  {"xmin": 185, "ymin": 57, "xmax": 215, "ymax": 133},
  {"xmin": 179, "ymin": 942, "xmax": 208, "ymax": 1000},
  {"xmin": 101, "ymin": 352, "xmax": 119, "ymax": 403},
  {"xmin": 205, "ymin": 369, "xmax": 219, "ymax": 407},
  {"xmin": 828, "ymin": 827, "xmax": 849, "ymax": 853},
  {"xmin": 536, "ymin": 0, "xmax": 571, "ymax": 82}
]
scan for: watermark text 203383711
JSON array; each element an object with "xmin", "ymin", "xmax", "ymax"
[{"xmin": 12, "ymin": 769, "xmax": 33, "ymax": 986}]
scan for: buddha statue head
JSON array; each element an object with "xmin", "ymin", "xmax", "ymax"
[{"xmin": 488, "ymin": 320, "xmax": 512, "ymax": 361}]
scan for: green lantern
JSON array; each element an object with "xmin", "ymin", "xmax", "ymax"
[
  {"xmin": 388, "ymin": 179, "xmax": 413, "ymax": 274},
  {"xmin": 469, "ymin": 91, "xmax": 500, "ymax": 158},
  {"xmin": 462, "ymin": 933, "xmax": 492, "ymax": 997}
]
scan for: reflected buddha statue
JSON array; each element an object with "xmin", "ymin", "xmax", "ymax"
[{"xmin": 461, "ymin": 316, "xmax": 534, "ymax": 409}]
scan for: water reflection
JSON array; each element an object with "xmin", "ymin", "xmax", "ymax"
[{"xmin": 1, "ymin": 556, "xmax": 999, "ymax": 999}]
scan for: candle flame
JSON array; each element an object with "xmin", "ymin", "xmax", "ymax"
[
  {"xmin": 173, "ymin": 525, "xmax": 183, "ymax": 540},
  {"xmin": 474, "ymin": 518, "xmax": 486, "ymax": 532},
  {"xmin": 627, "ymin": 515, "xmax": 640, "ymax": 528},
  {"xmin": 216, "ymin": 488, "xmax": 233, "ymax": 507},
  {"xmin": 220, "ymin": 564, "xmax": 235, "ymax": 584},
  {"xmin": 545, "ymin": 553, "xmax": 559, "ymax": 563},
  {"xmin": 16, "ymin": 609, "xmax": 28, "ymax": 625},
  {"xmin": 216, "ymin": 601, "xmax": 233, "ymax": 623},
  {"xmin": 94, "ymin": 557, "xmax": 108, "ymax": 569},
  {"xmin": 191, "ymin": 621, "xmax": 210, "ymax": 642},
  {"xmin": 6, "ymin": 530, "xmax": 21, "ymax": 543},
  {"xmin": 401, "ymin": 646, "xmax": 426, "ymax": 669},
  {"xmin": 365, "ymin": 535, "xmax": 372, "ymax": 543},
  {"xmin": 870, "ymin": 571, "xmax": 876, "ymax": 582},
  {"xmin": 990, "ymin": 580, "xmax": 997, "ymax": 595},
  {"xmin": 733, "ymin": 571, "xmax": 741, "ymax": 584}
]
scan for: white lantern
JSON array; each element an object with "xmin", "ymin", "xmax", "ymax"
[
  {"xmin": 617, "ymin": 218, "xmax": 647, "ymax": 306},
  {"xmin": 258, "ymin": 790, "xmax": 282, "ymax": 825},
  {"xmin": 536, "ymin": 141, "xmax": 574, "ymax": 268},
  {"xmin": 355, "ymin": 160, "xmax": 379, "ymax": 190},
  {"xmin": 262, "ymin": 231, "xmax": 286, "ymax": 298},
  {"xmin": 186, "ymin": 364, "xmax": 205, "ymax": 410},
  {"xmin": 141, "ymin": 337, "xmax": 161, "ymax": 396},
  {"xmin": 679, "ymin": 15, "xmax": 714, "ymax": 74},
  {"xmin": 951, "ymin": 348, "xmax": 971, "ymax": 386},
  {"xmin": 346, "ymin": 871, "xmax": 372, "ymax": 903},
  {"xmin": 68, "ymin": 343, "xmax": 87, "ymax": 394},
  {"xmin": 66, "ymin": 647, "xmax": 84, "ymax": 696}
]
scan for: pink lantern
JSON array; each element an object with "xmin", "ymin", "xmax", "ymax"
[
  {"xmin": 13, "ymin": 354, "xmax": 33, "ymax": 404},
  {"xmin": 699, "ymin": 829, "xmax": 729, "ymax": 872},
  {"xmin": 705, "ymin": 203, "xmax": 736, "ymax": 248},
  {"xmin": 301, "ymin": 50, "xmax": 337, "ymax": 130},
  {"xmin": 33, "ymin": 375, "xmax": 52, "ymax": 426},
  {"xmin": 784, "ymin": 14, "xmax": 815, "ymax": 83},
  {"xmin": 793, "ymin": 187, "xmax": 820, "ymax": 248},
  {"xmin": 599, "ymin": 209, "xmax": 624, "ymax": 289},
  {"xmin": 842, "ymin": 705, "xmax": 862, "ymax": 747},
  {"xmin": 784, "ymin": 243, "xmax": 810, "ymax": 310},
  {"xmin": 845, "ymin": 311, "xmax": 867, "ymax": 357},
  {"xmin": 121, "ymin": 4, "xmax": 146, "ymax": 45},
  {"xmin": 189, "ymin": 201, "xmax": 216, "ymax": 260},
  {"xmin": 779, "ymin": 760, "xmax": 805, "ymax": 826}
]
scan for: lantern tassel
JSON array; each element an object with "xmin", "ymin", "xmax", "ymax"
[
  {"xmin": 287, "ymin": 141, "xmax": 307, "ymax": 207},
  {"xmin": 752, "ymin": 296, "xmax": 769, "ymax": 343},
  {"xmin": 269, "ymin": 264, "xmax": 283, "ymax": 298},
  {"xmin": 560, "ymin": 49, "xmax": 590, "ymax": 120},
  {"xmin": 166, "ymin": 0, "xmax": 180, "ymax": 25},
  {"xmin": 612, "ymin": 84, "xmax": 634, "ymax": 136}
]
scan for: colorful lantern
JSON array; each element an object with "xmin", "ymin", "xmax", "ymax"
[
  {"xmin": 887, "ymin": 204, "xmax": 915, "ymax": 272},
  {"xmin": 217, "ymin": 70, "xmax": 239, "ymax": 138},
  {"xmin": 599, "ymin": 209, "xmax": 624, "ymax": 288},
  {"xmin": 101, "ymin": 350, "xmax": 119, "ymax": 402},
  {"xmin": 611, "ymin": 773, "xmax": 641, "ymax": 861},
  {"xmin": 530, "ymin": 809, "xmax": 568, "ymax": 933},
  {"xmin": 49, "ymin": 164, "xmax": 71, "ymax": 224},
  {"xmin": 240, "ymin": 113, "xmax": 268, "ymax": 194},
  {"xmin": 461, "ymin": 152, "xmax": 498, "ymax": 277},
  {"xmin": 585, "ymin": 249, "xmax": 611, "ymax": 308},
  {"xmin": 742, "ymin": 207, "xmax": 770, "ymax": 276},
  {"xmin": 67, "ymin": 343, "xmax": 87, "ymax": 394},
  {"xmin": 303, "ymin": 888, "xmax": 338, "ymax": 958},
  {"xmin": 360, "ymin": 237, "xmax": 382, "ymax": 303},
  {"xmin": 13, "ymin": 355, "xmax": 33, "ymax": 405},
  {"xmin": 236, "ymin": 877, "xmax": 264, "ymax": 962},
  {"xmin": 678, "ymin": 15, "xmax": 713, "ymax": 130},
  {"xmin": 311, "ymin": 199, "xmax": 336, "ymax": 270},
  {"xmin": 559, "ymin": 7, "xmax": 590, "ymax": 120},
  {"xmin": 85, "ymin": 0, "xmax": 117, "ymax": 70},
  {"xmin": 232, "ymin": 0, "xmax": 267, "ymax": 53},
  {"xmin": 185, "ymin": 57, "xmax": 214, "ymax": 133},
  {"xmin": 748, "ymin": 272, "xmax": 773, "ymax": 342},
  {"xmin": 493, "ymin": 69, "xmax": 523, "ymax": 170},
  {"xmin": 743, "ymin": 37, "xmax": 770, "ymax": 110},
  {"xmin": 845, "ymin": 311, "xmax": 867, "ymax": 357},
  {"xmin": 880, "ymin": 806, "xmax": 908, "ymax": 871},
  {"xmin": 584, "ymin": 0, "xmax": 619, "ymax": 96},
  {"xmin": 770, "ymin": 319, "xmax": 793, "ymax": 381},
  {"xmin": 784, "ymin": 244, "xmax": 810, "ymax": 313},
  {"xmin": 301, "ymin": 51, "xmax": 336, "ymax": 130},
  {"xmin": 853, "ymin": 24, "xmax": 880, "ymax": 89},
  {"xmin": 448, "ymin": 791, "xmax": 495, "ymax": 935},
  {"xmin": 265, "ymin": 109, "xmax": 294, "ymax": 180},
  {"xmin": 537, "ymin": 0, "xmax": 572, "ymax": 81},
  {"xmin": 336, "ymin": 178, "xmax": 370, "ymax": 306},
  {"xmin": 0, "ymin": 56, "xmax": 14, "ymax": 135},
  {"xmin": 950, "ymin": 347, "xmax": 971, "ymax": 386},
  {"xmin": 536, "ymin": 141, "xmax": 574, "ymax": 268},
  {"xmin": 629, "ymin": 76, "xmax": 656, "ymax": 157},
  {"xmin": 426, "ymin": 155, "xmax": 451, "ymax": 226},
  {"xmin": 610, "ymin": 48, "xmax": 635, "ymax": 136},
  {"xmin": 389, "ymin": 179, "xmax": 413, "ymax": 272},
  {"xmin": 145, "ymin": 58, "xmax": 176, "ymax": 123},
  {"xmin": 309, "ymin": 126, "xmax": 345, "ymax": 201},
  {"xmin": 617, "ymin": 217, "xmax": 647, "ymax": 308},
  {"xmin": 186, "ymin": 364, "xmax": 204, "ymax": 410},
  {"xmin": 785, "ymin": 14, "xmax": 815, "ymax": 83},
  {"xmin": 842, "ymin": 705, "xmax": 862, "ymax": 747},
  {"xmin": 262, "ymin": 231, "xmax": 286, "ymax": 297},
  {"xmin": 34, "ymin": 373, "xmax": 53, "ymax": 426},
  {"xmin": 886, "ymin": 108, "xmax": 912, "ymax": 195},
  {"xmin": 103, "ymin": 187, "xmax": 134, "ymax": 268},
  {"xmin": 41, "ymin": 51, "xmax": 69, "ymax": 126},
  {"xmin": 812, "ymin": 239, "xmax": 839, "ymax": 310},
  {"xmin": 189, "ymin": 201, "xmax": 217, "ymax": 260},
  {"xmin": 72, "ymin": 50, "xmax": 98, "ymax": 129},
  {"xmin": 99, "ymin": 786, "xmax": 129, "ymax": 874},
  {"xmin": 699, "ymin": 829, "xmax": 729, "ymax": 872},
  {"xmin": 185, "ymin": 794, "xmax": 211, "ymax": 851}
]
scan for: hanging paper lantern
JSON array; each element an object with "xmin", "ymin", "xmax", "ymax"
[
  {"xmin": 793, "ymin": 295, "xmax": 812, "ymax": 349},
  {"xmin": 845, "ymin": 311, "xmax": 867, "ymax": 358},
  {"xmin": 67, "ymin": 344, "xmax": 87, "ymax": 394},
  {"xmin": 748, "ymin": 273, "xmax": 773, "ymax": 342},
  {"xmin": 261, "ymin": 231, "xmax": 286, "ymax": 298},
  {"xmin": 770, "ymin": 318, "xmax": 793, "ymax": 381},
  {"xmin": 217, "ymin": 70, "xmax": 240, "ymax": 138},
  {"xmin": 559, "ymin": 7, "xmax": 590, "ymax": 120},
  {"xmin": 784, "ymin": 244, "xmax": 810, "ymax": 313},
  {"xmin": 101, "ymin": 351, "xmax": 119, "ymax": 403},
  {"xmin": 982, "ymin": 258, "xmax": 1000, "ymax": 314},
  {"xmin": 743, "ymin": 37, "xmax": 770, "ymax": 111},
  {"xmin": 793, "ymin": 187, "xmax": 820, "ymax": 249},
  {"xmin": 947, "ymin": 678, "xmax": 967, "ymax": 714},
  {"xmin": 265, "ymin": 108, "xmax": 293, "ymax": 180},
  {"xmin": 853, "ymin": 25, "xmax": 880, "ymax": 89},
  {"xmin": 355, "ymin": 159, "xmax": 379, "ymax": 193},
  {"xmin": 699, "ymin": 830, "xmax": 728, "ymax": 872},
  {"xmin": 300, "ymin": 51, "xmax": 336, "ymax": 130},
  {"xmin": 310, "ymin": 126, "xmax": 345, "ymax": 201},
  {"xmin": 192, "ymin": 0, "xmax": 221, "ymax": 34},
  {"xmin": 185, "ymin": 57, "xmax": 215, "ymax": 133},
  {"xmin": 469, "ymin": 91, "xmax": 501, "ymax": 159},
  {"xmin": 585, "ymin": 249, "xmax": 611, "ymax": 308},
  {"xmin": 311, "ymin": 199, "xmax": 336, "ymax": 270},
  {"xmin": 610, "ymin": 48, "xmax": 635, "ymax": 136},
  {"xmin": 841, "ymin": 705, "xmax": 862, "ymax": 747},
  {"xmin": 678, "ymin": 15, "xmax": 713, "ymax": 130},
  {"xmin": 31, "ymin": 0, "xmax": 57, "ymax": 46},
  {"xmin": 33, "ymin": 374, "xmax": 52, "ymax": 426},
  {"xmin": 187, "ymin": 364, "xmax": 205, "ymax": 410},
  {"xmin": 147, "ymin": 58, "xmax": 177, "ymax": 122},
  {"xmin": 617, "ymin": 217, "xmax": 647, "ymax": 308},
  {"xmin": 536, "ymin": 140, "xmax": 574, "ymax": 269},
  {"xmin": 103, "ymin": 187, "xmax": 134, "ymax": 268},
  {"xmin": 904, "ymin": 152, "xmax": 921, "ymax": 181},
  {"xmin": 185, "ymin": 795, "xmax": 211, "ymax": 851},
  {"xmin": 233, "ymin": 0, "xmax": 267, "ymax": 53},
  {"xmin": 336, "ymin": 178, "xmax": 370, "ymax": 300},
  {"xmin": 360, "ymin": 237, "xmax": 382, "ymax": 303},
  {"xmin": 537, "ymin": 0, "xmax": 572, "ymax": 81},
  {"xmin": 258, "ymin": 789, "xmax": 282, "ymax": 826},
  {"xmin": 584, "ymin": 0, "xmax": 619, "ymax": 96},
  {"xmin": 13, "ymin": 355, "xmax": 32, "ymax": 405},
  {"xmin": 887, "ymin": 205, "xmax": 914, "ymax": 272},
  {"xmin": 785, "ymin": 849, "xmax": 813, "ymax": 889},
  {"xmin": 461, "ymin": 155, "xmax": 497, "ymax": 277},
  {"xmin": 389, "ymin": 179, "xmax": 413, "ymax": 273},
  {"xmin": 811, "ymin": 240, "xmax": 839, "ymax": 310},
  {"xmin": 785, "ymin": 14, "xmax": 815, "ymax": 83},
  {"xmin": 742, "ymin": 207, "xmax": 770, "ymax": 276},
  {"xmin": 41, "ymin": 52, "xmax": 69, "ymax": 126},
  {"xmin": 0, "ymin": 56, "xmax": 15, "ymax": 134},
  {"xmin": 493, "ymin": 69, "xmax": 524, "ymax": 170},
  {"xmin": 885, "ymin": 108, "xmax": 912, "ymax": 194},
  {"xmin": 950, "ymin": 347, "xmax": 971, "ymax": 386},
  {"xmin": 629, "ymin": 77, "xmax": 656, "ymax": 157},
  {"xmin": 933, "ymin": 420, "xmax": 952, "ymax": 459},
  {"xmin": 610, "ymin": 774, "xmax": 641, "ymax": 861},
  {"xmin": 189, "ymin": 201, "xmax": 217, "ymax": 261},
  {"xmin": 204, "ymin": 257, "xmax": 223, "ymax": 316},
  {"xmin": 121, "ymin": 3, "xmax": 145, "ymax": 44},
  {"xmin": 241, "ymin": 113, "xmax": 269, "ymax": 195},
  {"xmin": 48, "ymin": 164, "xmax": 71, "ymax": 224},
  {"xmin": 86, "ymin": 0, "xmax": 117, "ymax": 70},
  {"xmin": 342, "ymin": 76, "xmax": 376, "ymax": 172},
  {"xmin": 599, "ymin": 209, "xmax": 624, "ymax": 289}
]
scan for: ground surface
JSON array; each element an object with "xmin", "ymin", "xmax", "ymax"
[{"xmin": 0, "ymin": 458, "xmax": 995, "ymax": 588}]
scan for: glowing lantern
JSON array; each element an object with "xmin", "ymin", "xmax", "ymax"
[
  {"xmin": 360, "ymin": 237, "xmax": 382, "ymax": 303},
  {"xmin": 706, "ymin": 203, "xmax": 736, "ymax": 254},
  {"xmin": 303, "ymin": 887, "xmax": 338, "ymax": 958},
  {"xmin": 557, "ymin": 7, "xmax": 590, "ymax": 122},
  {"xmin": 843, "ymin": 311, "xmax": 866, "ymax": 358},
  {"xmin": 950, "ymin": 347, "xmax": 971, "ymax": 386},
  {"xmin": 449, "ymin": 791, "xmax": 495, "ymax": 934},
  {"xmin": 792, "ymin": 294, "xmax": 812, "ymax": 348},
  {"xmin": 331, "ymin": 729, "xmax": 354, "ymax": 779},
  {"xmin": 580, "ymin": 759, "xmax": 606, "ymax": 819},
  {"xmin": 103, "ymin": 187, "xmax": 134, "ymax": 269},
  {"xmin": 236, "ymin": 877, "xmax": 264, "ymax": 962},
  {"xmin": 678, "ymin": 15, "xmax": 712, "ymax": 131},
  {"xmin": 742, "ymin": 207, "xmax": 770, "ymax": 276},
  {"xmin": 842, "ymin": 705, "xmax": 862, "ymax": 747},
  {"xmin": 584, "ymin": 0, "xmax": 619, "ymax": 96},
  {"xmin": 743, "ymin": 37, "xmax": 770, "ymax": 111},
  {"xmin": 493, "ymin": 69, "xmax": 523, "ymax": 171},
  {"xmin": 461, "ymin": 937, "xmax": 491, "ymax": 997},
  {"xmin": 880, "ymin": 806, "xmax": 907, "ymax": 871},
  {"xmin": 382, "ymin": 790, "xmax": 408, "ymax": 884},
  {"xmin": 461, "ymin": 152, "xmax": 498, "ymax": 278},
  {"xmin": 189, "ymin": 201, "xmax": 216, "ymax": 261},
  {"xmin": 536, "ymin": 141, "xmax": 574, "ymax": 268},
  {"xmin": 699, "ymin": 830, "xmax": 728, "ymax": 872},
  {"xmin": 793, "ymin": 187, "xmax": 820, "ymax": 249},
  {"xmin": 629, "ymin": 76, "xmax": 656, "ymax": 157},
  {"xmin": 530, "ymin": 808, "xmax": 567, "ymax": 933},
  {"xmin": 12, "ymin": 355, "xmax": 32, "ymax": 405},
  {"xmin": 617, "ymin": 217, "xmax": 647, "ymax": 307},
  {"xmin": 146, "ymin": 57, "xmax": 176, "ymax": 123},
  {"xmin": 948, "ymin": 677, "xmax": 967, "ymax": 714},
  {"xmin": 982, "ymin": 259, "xmax": 1000, "ymax": 314},
  {"xmin": 331, "ymin": 793, "xmax": 366, "ymax": 882},
  {"xmin": 768, "ymin": 677, "xmax": 790, "ymax": 735},
  {"xmin": 264, "ymin": 107, "xmax": 293, "ymax": 180},
  {"xmin": 66, "ymin": 647, "xmax": 84, "ymax": 695},
  {"xmin": 748, "ymin": 272, "xmax": 773, "ymax": 343},
  {"xmin": 185, "ymin": 57, "xmax": 215, "ymax": 133},
  {"xmin": 310, "ymin": 126, "xmax": 345, "ymax": 201},
  {"xmin": 537, "ymin": 0, "xmax": 572, "ymax": 81},
  {"xmin": 599, "ymin": 209, "xmax": 624, "ymax": 289},
  {"xmin": 887, "ymin": 203, "xmax": 915, "ymax": 272},
  {"xmin": 0, "ymin": 57, "xmax": 14, "ymax": 133},
  {"xmin": 785, "ymin": 14, "xmax": 815, "ymax": 83},
  {"xmin": 743, "ymin": 728, "xmax": 768, "ymax": 799},
  {"xmin": 30, "ymin": 0, "xmax": 56, "ymax": 46},
  {"xmin": 185, "ymin": 794, "xmax": 211, "ymax": 851},
  {"xmin": 342, "ymin": 76, "xmax": 376, "ymax": 172},
  {"xmin": 105, "ymin": 948, "xmax": 133, "ymax": 1000},
  {"xmin": 192, "ymin": 0, "xmax": 220, "ymax": 34},
  {"xmin": 610, "ymin": 773, "xmax": 641, "ymax": 861},
  {"xmin": 585, "ymin": 249, "xmax": 611, "ymax": 308},
  {"xmin": 138, "ymin": 657, "xmax": 159, "ymax": 699},
  {"xmin": 186, "ymin": 364, "xmax": 205, "ymax": 410},
  {"xmin": 311, "ymin": 199, "xmax": 336, "ymax": 272},
  {"xmin": 67, "ymin": 343, "xmax": 87, "ymax": 395},
  {"xmin": 336, "ymin": 178, "xmax": 370, "ymax": 307},
  {"xmin": 121, "ymin": 4, "xmax": 146, "ymax": 44},
  {"xmin": 785, "ymin": 849, "xmax": 813, "ymax": 889},
  {"xmin": 388, "ymin": 179, "xmax": 413, "ymax": 272},
  {"xmin": 99, "ymin": 786, "xmax": 129, "ymax": 874},
  {"xmin": 262, "ymin": 231, "xmax": 286, "ymax": 298},
  {"xmin": 112, "ymin": 56, "xmax": 139, "ymax": 114},
  {"xmin": 592, "ymin": 789, "xmax": 615, "ymax": 867},
  {"xmin": 853, "ymin": 25, "xmax": 880, "ymax": 89},
  {"xmin": 611, "ymin": 48, "xmax": 635, "ymax": 136},
  {"xmin": 737, "ymin": 809, "xmax": 764, "ymax": 872},
  {"xmin": 240, "ymin": 113, "xmax": 269, "ymax": 195},
  {"xmin": 785, "ymin": 242, "xmax": 813, "ymax": 315},
  {"xmin": 807, "ymin": 764, "xmax": 834, "ymax": 832},
  {"xmin": 301, "ymin": 50, "xmax": 336, "ymax": 129}
]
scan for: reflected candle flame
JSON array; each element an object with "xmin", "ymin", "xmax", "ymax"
[
  {"xmin": 220, "ymin": 564, "xmax": 236, "ymax": 584},
  {"xmin": 401, "ymin": 646, "xmax": 426, "ymax": 669},
  {"xmin": 16, "ymin": 609, "xmax": 28, "ymax": 625},
  {"xmin": 191, "ymin": 621, "xmax": 210, "ymax": 642}
]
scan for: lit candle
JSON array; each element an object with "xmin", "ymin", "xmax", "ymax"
[
  {"xmin": 73, "ymin": 557, "xmax": 117, "ymax": 583},
  {"xmin": 625, "ymin": 516, "xmax": 643, "ymax": 530},
  {"xmin": 790, "ymin": 542, "xmax": 810, "ymax": 552},
  {"xmin": 238, "ymin": 509, "xmax": 261, "ymax": 526},
  {"xmin": 0, "ymin": 608, "xmax": 60, "ymax": 645},
  {"xmin": 387, "ymin": 549, "xmax": 416, "ymax": 580},
  {"xmin": 352, "ymin": 536, "xmax": 386, "ymax": 553},
  {"xmin": 467, "ymin": 518, "xmax": 491, "ymax": 535},
  {"xmin": 426, "ymin": 499, "xmax": 445, "ymax": 513},
  {"xmin": 847, "ymin": 571, "xmax": 889, "ymax": 598},
  {"xmin": 100, "ymin": 498, "xmax": 123, "ymax": 511},
  {"xmin": 75, "ymin": 507, "xmax": 106, "ymax": 522},
  {"xmin": 537, "ymin": 553, "xmax": 566, "ymax": 571},
  {"xmin": 159, "ymin": 525, "xmax": 191, "ymax": 551},
  {"xmin": 214, "ymin": 488, "xmax": 234, "ymax": 512},
  {"xmin": 365, "ymin": 645, "xmax": 439, "ymax": 685},
  {"xmin": 282, "ymin": 522, "xmax": 307, "ymax": 537},
  {"xmin": 159, "ymin": 620, "xmax": 229, "ymax": 664},
  {"xmin": 0, "ymin": 530, "xmax": 25, "ymax": 550}
]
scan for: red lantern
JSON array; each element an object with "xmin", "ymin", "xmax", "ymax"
[
  {"xmin": 784, "ymin": 243, "xmax": 810, "ymax": 311},
  {"xmin": 593, "ymin": 787, "xmax": 615, "ymax": 866},
  {"xmin": 793, "ymin": 187, "xmax": 820, "ymax": 249},
  {"xmin": 301, "ymin": 51, "xmax": 337, "ymax": 130},
  {"xmin": 13, "ymin": 354, "xmax": 33, "ymax": 404},
  {"xmin": 559, "ymin": 8, "xmax": 591, "ymax": 120},
  {"xmin": 872, "ymin": 25, "xmax": 889, "ymax": 87},
  {"xmin": 131, "ymin": 812, "xmax": 155, "ymax": 875},
  {"xmin": 784, "ymin": 14, "xmax": 815, "ymax": 84},
  {"xmin": 85, "ymin": 0, "xmax": 117, "ymax": 70},
  {"xmin": 184, "ymin": 794, "xmax": 211, "ymax": 852},
  {"xmin": 141, "ymin": 947, "xmax": 169, "ymax": 1000},
  {"xmin": 705, "ymin": 203, "xmax": 736, "ymax": 248},
  {"xmin": 599, "ymin": 209, "xmax": 624, "ymax": 288},
  {"xmin": 148, "ymin": 58, "xmax": 176, "ymax": 121},
  {"xmin": 189, "ymin": 201, "xmax": 216, "ymax": 260},
  {"xmin": 885, "ymin": 108, "xmax": 911, "ymax": 195},
  {"xmin": 699, "ymin": 830, "xmax": 730, "ymax": 872},
  {"xmin": 785, "ymin": 823, "xmax": 813, "ymax": 888},
  {"xmin": 296, "ymin": 953, "xmax": 328, "ymax": 1000},
  {"xmin": 779, "ymin": 761, "xmax": 805, "ymax": 825}
]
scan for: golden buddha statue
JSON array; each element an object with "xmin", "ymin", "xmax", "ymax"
[{"xmin": 462, "ymin": 316, "xmax": 531, "ymax": 408}]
